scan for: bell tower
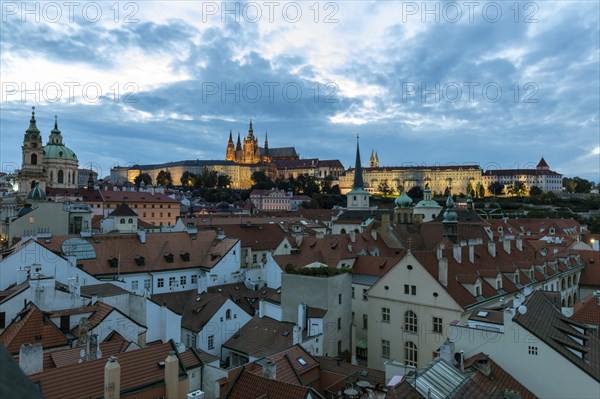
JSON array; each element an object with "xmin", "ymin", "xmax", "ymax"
[{"xmin": 18, "ymin": 107, "xmax": 46, "ymax": 196}]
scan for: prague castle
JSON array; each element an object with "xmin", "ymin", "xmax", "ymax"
[
  {"xmin": 17, "ymin": 107, "xmax": 79, "ymax": 197},
  {"xmin": 226, "ymin": 120, "xmax": 298, "ymax": 164}
]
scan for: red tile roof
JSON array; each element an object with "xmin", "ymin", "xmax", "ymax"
[
  {"xmin": 223, "ymin": 316, "xmax": 295, "ymax": 359},
  {"xmin": 0, "ymin": 304, "xmax": 69, "ymax": 354},
  {"xmin": 571, "ymin": 294, "xmax": 600, "ymax": 327},
  {"xmin": 151, "ymin": 290, "xmax": 228, "ymax": 332},
  {"xmin": 224, "ymin": 367, "xmax": 316, "ymax": 399},
  {"xmin": 29, "ymin": 341, "xmax": 185, "ymax": 399}
]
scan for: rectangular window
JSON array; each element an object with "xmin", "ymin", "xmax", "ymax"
[
  {"xmin": 362, "ymin": 288, "xmax": 368, "ymax": 301},
  {"xmin": 351, "ymin": 286, "xmax": 355, "ymax": 299},
  {"xmin": 157, "ymin": 278, "xmax": 164, "ymax": 288},
  {"xmin": 363, "ymin": 314, "xmax": 368, "ymax": 329},
  {"xmin": 191, "ymin": 275, "xmax": 197, "ymax": 284},
  {"xmin": 131, "ymin": 280, "xmax": 138, "ymax": 290},
  {"xmin": 338, "ymin": 294, "xmax": 342, "ymax": 304},
  {"xmin": 433, "ymin": 317, "xmax": 443, "ymax": 333},
  {"xmin": 338, "ymin": 317, "xmax": 341, "ymax": 330},
  {"xmin": 338, "ymin": 340, "xmax": 342, "ymax": 356},
  {"xmin": 404, "ymin": 284, "xmax": 410, "ymax": 294},
  {"xmin": 382, "ymin": 340, "xmax": 390, "ymax": 359},
  {"xmin": 169, "ymin": 276, "xmax": 176, "ymax": 287},
  {"xmin": 180, "ymin": 275, "xmax": 187, "ymax": 286},
  {"xmin": 191, "ymin": 334, "xmax": 197, "ymax": 348},
  {"xmin": 411, "ymin": 285, "xmax": 416, "ymax": 295},
  {"xmin": 382, "ymin": 307, "xmax": 390, "ymax": 323},
  {"xmin": 528, "ymin": 346, "xmax": 538, "ymax": 355},
  {"xmin": 208, "ymin": 335, "xmax": 214, "ymax": 350},
  {"xmin": 253, "ymin": 254, "xmax": 257, "ymax": 263},
  {"xmin": 144, "ymin": 279, "xmax": 151, "ymax": 290}
]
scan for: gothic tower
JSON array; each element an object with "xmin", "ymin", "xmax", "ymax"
[
  {"xmin": 369, "ymin": 150, "xmax": 379, "ymax": 167},
  {"xmin": 226, "ymin": 130, "xmax": 235, "ymax": 161},
  {"xmin": 18, "ymin": 107, "xmax": 46, "ymax": 196},
  {"xmin": 347, "ymin": 134, "xmax": 370, "ymax": 210}
]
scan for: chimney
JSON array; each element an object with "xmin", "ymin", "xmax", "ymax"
[
  {"xmin": 297, "ymin": 303, "xmax": 306, "ymax": 330},
  {"xmin": 438, "ymin": 258, "xmax": 448, "ymax": 287},
  {"xmin": 453, "ymin": 244, "xmax": 461, "ymax": 263},
  {"xmin": 164, "ymin": 351, "xmax": 179, "ymax": 399},
  {"xmin": 138, "ymin": 229, "xmax": 146, "ymax": 244},
  {"xmin": 381, "ymin": 213, "xmax": 390, "ymax": 224},
  {"xmin": 487, "ymin": 241, "xmax": 496, "ymax": 257},
  {"xmin": 516, "ymin": 237, "xmax": 523, "ymax": 251},
  {"xmin": 459, "ymin": 350, "xmax": 464, "ymax": 373},
  {"xmin": 258, "ymin": 300, "xmax": 265, "ymax": 318},
  {"xmin": 503, "ymin": 238, "xmax": 511, "ymax": 254},
  {"xmin": 439, "ymin": 339, "xmax": 454, "ymax": 364},
  {"xmin": 349, "ymin": 230, "xmax": 356, "ymax": 243},
  {"xmin": 370, "ymin": 229, "xmax": 378, "ymax": 240},
  {"xmin": 91, "ymin": 293, "xmax": 98, "ymax": 306},
  {"xmin": 468, "ymin": 243, "xmax": 475, "ymax": 263},
  {"xmin": 104, "ymin": 356, "xmax": 121, "ymax": 399},
  {"xmin": 262, "ymin": 359, "xmax": 276, "ymax": 380},
  {"xmin": 19, "ymin": 343, "xmax": 43, "ymax": 375},
  {"xmin": 293, "ymin": 325, "xmax": 302, "ymax": 345}
]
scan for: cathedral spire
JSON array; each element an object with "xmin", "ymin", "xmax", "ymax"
[
  {"xmin": 264, "ymin": 131, "xmax": 269, "ymax": 149},
  {"xmin": 248, "ymin": 118, "xmax": 253, "ymax": 137},
  {"xmin": 236, "ymin": 132, "xmax": 242, "ymax": 151},
  {"xmin": 228, "ymin": 129, "xmax": 233, "ymax": 143},
  {"xmin": 353, "ymin": 133, "xmax": 364, "ymax": 189}
]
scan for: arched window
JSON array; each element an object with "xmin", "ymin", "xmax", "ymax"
[
  {"xmin": 68, "ymin": 171, "xmax": 71, "ymax": 184},
  {"xmin": 404, "ymin": 310, "xmax": 418, "ymax": 333},
  {"xmin": 128, "ymin": 218, "xmax": 133, "ymax": 223},
  {"xmin": 573, "ymin": 292, "xmax": 578, "ymax": 303},
  {"xmin": 561, "ymin": 279, "xmax": 566, "ymax": 291},
  {"xmin": 561, "ymin": 298, "xmax": 566, "ymax": 307},
  {"xmin": 340, "ymin": 228, "xmax": 346, "ymax": 234},
  {"xmin": 31, "ymin": 153, "xmax": 37, "ymax": 165},
  {"xmin": 120, "ymin": 218, "xmax": 125, "ymax": 224},
  {"xmin": 50, "ymin": 171, "xmax": 54, "ymax": 182},
  {"xmin": 404, "ymin": 341, "xmax": 418, "ymax": 367},
  {"xmin": 226, "ymin": 309, "xmax": 231, "ymax": 320},
  {"xmin": 58, "ymin": 170, "xmax": 64, "ymax": 184},
  {"xmin": 567, "ymin": 275, "xmax": 572, "ymax": 287},
  {"xmin": 567, "ymin": 296, "xmax": 572, "ymax": 307}
]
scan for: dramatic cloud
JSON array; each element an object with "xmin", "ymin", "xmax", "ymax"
[{"xmin": 1, "ymin": 0, "xmax": 598, "ymax": 181}]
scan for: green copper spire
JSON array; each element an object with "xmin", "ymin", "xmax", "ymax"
[
  {"xmin": 51, "ymin": 115, "xmax": 61, "ymax": 134},
  {"xmin": 26, "ymin": 106, "xmax": 40, "ymax": 134}
]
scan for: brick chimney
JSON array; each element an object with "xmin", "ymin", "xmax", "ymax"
[
  {"xmin": 164, "ymin": 351, "xmax": 179, "ymax": 399},
  {"xmin": 104, "ymin": 356, "xmax": 120, "ymax": 399},
  {"xmin": 453, "ymin": 244, "xmax": 461, "ymax": 263},
  {"xmin": 262, "ymin": 359, "xmax": 276, "ymax": 380}
]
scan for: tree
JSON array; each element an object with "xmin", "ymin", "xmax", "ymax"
[
  {"xmin": 156, "ymin": 170, "xmax": 173, "ymax": 187},
  {"xmin": 530, "ymin": 185, "xmax": 543, "ymax": 196},
  {"xmin": 297, "ymin": 174, "xmax": 320, "ymax": 196},
  {"xmin": 180, "ymin": 171, "xmax": 196, "ymax": 187},
  {"xmin": 197, "ymin": 167, "xmax": 218, "ymax": 189},
  {"xmin": 251, "ymin": 171, "xmax": 275, "ymax": 190},
  {"xmin": 378, "ymin": 179, "xmax": 391, "ymax": 197},
  {"xmin": 443, "ymin": 187, "xmax": 451, "ymax": 197},
  {"xmin": 216, "ymin": 174, "xmax": 232, "ymax": 189},
  {"xmin": 488, "ymin": 182, "xmax": 504, "ymax": 196},
  {"xmin": 134, "ymin": 172, "xmax": 152, "ymax": 187},
  {"xmin": 477, "ymin": 183, "xmax": 485, "ymax": 199},
  {"xmin": 320, "ymin": 176, "xmax": 334, "ymax": 194},
  {"xmin": 509, "ymin": 181, "xmax": 527, "ymax": 197},
  {"xmin": 407, "ymin": 186, "xmax": 423, "ymax": 200},
  {"xmin": 563, "ymin": 176, "xmax": 593, "ymax": 193}
]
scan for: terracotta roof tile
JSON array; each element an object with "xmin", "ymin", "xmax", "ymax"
[
  {"xmin": 152, "ymin": 290, "xmax": 228, "ymax": 332},
  {"xmin": 571, "ymin": 294, "xmax": 600, "ymax": 327},
  {"xmin": 225, "ymin": 367, "xmax": 316, "ymax": 399},
  {"xmin": 0, "ymin": 304, "xmax": 69, "ymax": 354},
  {"xmin": 223, "ymin": 316, "xmax": 295, "ymax": 359},
  {"xmin": 208, "ymin": 283, "xmax": 278, "ymax": 316},
  {"xmin": 29, "ymin": 341, "xmax": 184, "ymax": 399}
]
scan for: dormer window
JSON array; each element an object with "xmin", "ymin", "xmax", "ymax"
[
  {"xmin": 135, "ymin": 256, "xmax": 145, "ymax": 266},
  {"xmin": 164, "ymin": 253, "xmax": 174, "ymax": 263},
  {"xmin": 496, "ymin": 278, "xmax": 502, "ymax": 290},
  {"xmin": 180, "ymin": 252, "xmax": 190, "ymax": 262},
  {"xmin": 549, "ymin": 227, "xmax": 555, "ymax": 235},
  {"xmin": 107, "ymin": 257, "xmax": 118, "ymax": 268}
]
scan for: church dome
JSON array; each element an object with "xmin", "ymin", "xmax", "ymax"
[
  {"xmin": 394, "ymin": 191, "xmax": 413, "ymax": 208},
  {"xmin": 26, "ymin": 184, "xmax": 46, "ymax": 201},
  {"xmin": 43, "ymin": 144, "xmax": 77, "ymax": 160},
  {"xmin": 443, "ymin": 195, "xmax": 457, "ymax": 222}
]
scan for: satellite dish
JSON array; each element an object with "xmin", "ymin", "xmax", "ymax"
[
  {"xmin": 518, "ymin": 305, "xmax": 528, "ymax": 314},
  {"xmin": 79, "ymin": 349, "xmax": 85, "ymax": 358}
]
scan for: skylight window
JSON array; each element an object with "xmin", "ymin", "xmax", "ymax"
[
  {"xmin": 297, "ymin": 357, "xmax": 307, "ymax": 366},
  {"xmin": 477, "ymin": 311, "xmax": 489, "ymax": 318}
]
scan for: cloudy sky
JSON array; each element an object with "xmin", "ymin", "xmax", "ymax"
[{"xmin": 1, "ymin": 0, "xmax": 599, "ymax": 182}]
